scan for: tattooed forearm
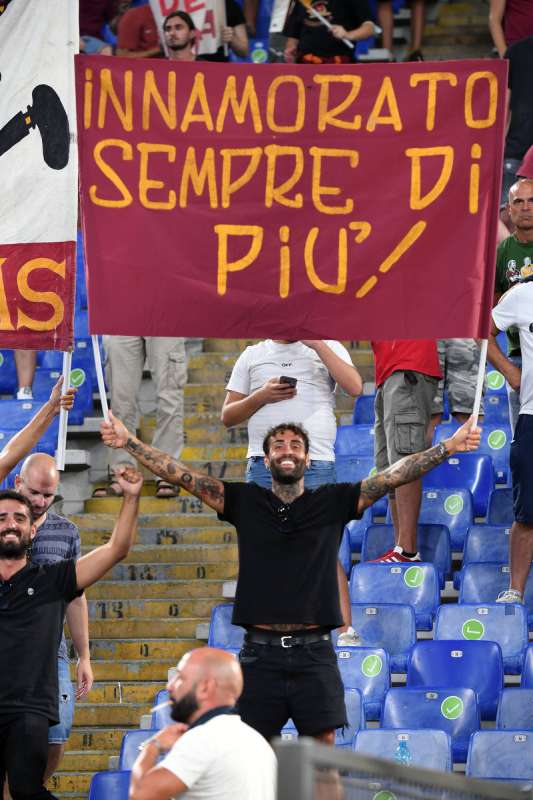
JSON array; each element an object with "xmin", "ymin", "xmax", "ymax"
[
  {"xmin": 360, "ymin": 441, "xmax": 449, "ymax": 504},
  {"xmin": 124, "ymin": 437, "xmax": 225, "ymax": 512}
]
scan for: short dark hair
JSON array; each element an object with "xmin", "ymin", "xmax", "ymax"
[
  {"xmin": 262, "ymin": 423, "xmax": 310, "ymax": 455},
  {"xmin": 0, "ymin": 489, "xmax": 34, "ymax": 522},
  {"xmin": 163, "ymin": 11, "xmax": 196, "ymax": 32}
]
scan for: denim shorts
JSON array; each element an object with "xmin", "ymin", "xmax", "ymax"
[
  {"xmin": 48, "ymin": 658, "xmax": 75, "ymax": 744},
  {"xmin": 246, "ymin": 457, "xmax": 336, "ymax": 489},
  {"xmin": 510, "ymin": 414, "xmax": 533, "ymax": 525}
]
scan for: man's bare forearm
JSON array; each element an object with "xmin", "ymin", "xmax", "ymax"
[
  {"xmin": 359, "ymin": 441, "xmax": 449, "ymax": 507},
  {"xmin": 125, "ymin": 435, "xmax": 225, "ymax": 513}
]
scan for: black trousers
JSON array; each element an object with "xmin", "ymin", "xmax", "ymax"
[{"xmin": 0, "ymin": 713, "xmax": 58, "ymax": 800}]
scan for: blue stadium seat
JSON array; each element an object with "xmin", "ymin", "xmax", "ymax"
[
  {"xmin": 335, "ymin": 646, "xmax": 390, "ymax": 721},
  {"xmin": 496, "ymin": 689, "xmax": 533, "ymax": 729},
  {"xmin": 40, "ymin": 339, "xmax": 102, "ymax": 391},
  {"xmin": 349, "ymin": 562, "xmax": 440, "ymax": 631},
  {"xmin": 0, "ymin": 351, "xmax": 18, "ymax": 394},
  {"xmin": 335, "ymin": 456, "xmax": 387, "ymax": 517},
  {"xmin": 335, "ymin": 688, "xmax": 365, "ymax": 748},
  {"xmin": 487, "ymin": 488, "xmax": 514, "ymax": 525},
  {"xmin": 455, "ymin": 525, "xmax": 511, "ymax": 588},
  {"xmin": 207, "ymin": 604, "xmax": 245, "ymax": 650},
  {"xmin": 389, "ymin": 488, "xmax": 473, "ymax": 552},
  {"xmin": 334, "ymin": 425, "xmax": 375, "ymax": 458},
  {"xmin": 31, "ymin": 367, "xmax": 93, "ymax": 425},
  {"xmin": 521, "ymin": 645, "xmax": 533, "ymax": 688},
  {"xmin": 343, "ymin": 507, "xmax": 372, "ymax": 554},
  {"xmin": 434, "ymin": 421, "xmax": 512, "ymax": 485},
  {"xmin": 483, "ymin": 393, "xmax": 510, "ymax": 425},
  {"xmin": 349, "ymin": 603, "xmax": 416, "ymax": 672},
  {"xmin": 459, "ymin": 564, "xmax": 533, "ymax": 629},
  {"xmin": 151, "ymin": 689, "xmax": 172, "ymax": 729},
  {"xmin": 407, "ymin": 640, "xmax": 504, "ymax": 720},
  {"xmin": 119, "ymin": 729, "xmax": 161, "ymax": 769},
  {"xmin": 354, "ymin": 728, "xmax": 452, "ymax": 771},
  {"xmin": 422, "ymin": 454, "xmax": 494, "ymax": 518},
  {"xmin": 352, "ymin": 396, "xmax": 375, "ymax": 425},
  {"xmin": 466, "ymin": 731, "xmax": 533, "ymax": 782},
  {"xmin": 361, "ymin": 524, "xmax": 451, "ymax": 588},
  {"xmin": 76, "ymin": 230, "xmax": 88, "ymax": 310},
  {"xmin": 338, "ymin": 529, "xmax": 352, "ymax": 576},
  {"xmin": 0, "ymin": 401, "xmax": 57, "ymax": 454},
  {"xmin": 74, "ymin": 309, "xmax": 89, "ymax": 340},
  {"xmin": 88, "ymin": 771, "xmax": 130, "ymax": 800},
  {"xmin": 381, "ymin": 687, "xmax": 478, "ymax": 763},
  {"xmin": 434, "ymin": 603, "xmax": 528, "ymax": 674}
]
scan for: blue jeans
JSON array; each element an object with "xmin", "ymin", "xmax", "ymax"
[
  {"xmin": 245, "ymin": 457, "xmax": 336, "ymax": 489},
  {"xmin": 48, "ymin": 658, "xmax": 75, "ymax": 744}
]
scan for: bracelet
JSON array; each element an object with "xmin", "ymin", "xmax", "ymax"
[{"xmin": 138, "ymin": 735, "xmax": 167, "ymax": 754}]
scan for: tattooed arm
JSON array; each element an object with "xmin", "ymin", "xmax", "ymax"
[
  {"xmin": 100, "ymin": 412, "xmax": 225, "ymax": 514},
  {"xmin": 357, "ymin": 417, "xmax": 481, "ymax": 514}
]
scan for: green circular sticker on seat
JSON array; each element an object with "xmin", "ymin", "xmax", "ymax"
[
  {"xmin": 361, "ymin": 654, "xmax": 383, "ymax": 678},
  {"xmin": 461, "ymin": 618, "xmax": 485, "ymax": 640},
  {"xmin": 0, "ymin": 353, "xmax": 4, "ymax": 367},
  {"xmin": 444, "ymin": 494, "xmax": 463, "ymax": 515},
  {"xmin": 487, "ymin": 429, "xmax": 507, "ymax": 450},
  {"xmin": 441, "ymin": 695, "xmax": 464, "ymax": 720},
  {"xmin": 486, "ymin": 370, "xmax": 505, "ymax": 391},
  {"xmin": 373, "ymin": 793, "xmax": 397, "ymax": 800},
  {"xmin": 404, "ymin": 566, "xmax": 423, "ymax": 588},
  {"xmin": 70, "ymin": 368, "xmax": 86, "ymax": 388},
  {"xmin": 251, "ymin": 46, "xmax": 267, "ymax": 63}
]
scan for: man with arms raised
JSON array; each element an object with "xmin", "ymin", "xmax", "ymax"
[
  {"xmin": 130, "ymin": 647, "xmax": 276, "ymax": 800},
  {"xmin": 0, "ymin": 466, "xmax": 142, "ymax": 800},
  {"xmin": 102, "ymin": 413, "xmax": 479, "ymax": 743}
]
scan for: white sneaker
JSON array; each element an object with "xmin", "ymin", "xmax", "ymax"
[
  {"xmin": 16, "ymin": 386, "xmax": 33, "ymax": 400},
  {"xmin": 337, "ymin": 626, "xmax": 361, "ymax": 646},
  {"xmin": 496, "ymin": 589, "xmax": 523, "ymax": 603}
]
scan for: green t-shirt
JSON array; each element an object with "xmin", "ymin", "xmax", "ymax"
[{"xmin": 495, "ymin": 236, "xmax": 533, "ymax": 355}]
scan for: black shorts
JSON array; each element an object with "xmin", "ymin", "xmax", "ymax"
[
  {"xmin": 236, "ymin": 637, "xmax": 346, "ymax": 741},
  {"xmin": 510, "ymin": 415, "xmax": 533, "ymax": 524}
]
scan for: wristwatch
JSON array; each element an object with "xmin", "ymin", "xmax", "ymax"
[{"xmin": 138, "ymin": 735, "xmax": 167, "ymax": 754}]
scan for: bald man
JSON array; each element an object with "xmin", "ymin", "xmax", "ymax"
[
  {"xmin": 130, "ymin": 647, "xmax": 276, "ymax": 800},
  {"xmin": 14, "ymin": 453, "xmax": 93, "ymax": 782}
]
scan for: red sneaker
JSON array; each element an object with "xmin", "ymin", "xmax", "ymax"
[{"xmin": 371, "ymin": 546, "xmax": 421, "ymax": 563}]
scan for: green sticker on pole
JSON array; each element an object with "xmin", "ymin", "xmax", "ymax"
[
  {"xmin": 444, "ymin": 494, "xmax": 464, "ymax": 515},
  {"xmin": 441, "ymin": 695, "xmax": 464, "ymax": 720},
  {"xmin": 70, "ymin": 368, "xmax": 86, "ymax": 388},
  {"xmin": 461, "ymin": 618, "xmax": 485, "ymax": 640},
  {"xmin": 487, "ymin": 429, "xmax": 507, "ymax": 450},
  {"xmin": 404, "ymin": 566, "xmax": 423, "ymax": 588},
  {"xmin": 373, "ymin": 792, "xmax": 397, "ymax": 800},
  {"xmin": 361, "ymin": 654, "xmax": 383, "ymax": 678},
  {"xmin": 486, "ymin": 370, "xmax": 505, "ymax": 391}
]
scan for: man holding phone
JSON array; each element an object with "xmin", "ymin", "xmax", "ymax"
[{"xmin": 221, "ymin": 339, "xmax": 363, "ymax": 643}]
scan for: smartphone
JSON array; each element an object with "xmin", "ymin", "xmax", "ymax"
[{"xmin": 279, "ymin": 375, "xmax": 297, "ymax": 387}]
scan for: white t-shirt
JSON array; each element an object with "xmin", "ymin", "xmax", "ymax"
[
  {"xmin": 225, "ymin": 340, "xmax": 354, "ymax": 460},
  {"xmin": 159, "ymin": 714, "xmax": 276, "ymax": 800},
  {"xmin": 492, "ymin": 281, "xmax": 533, "ymax": 414}
]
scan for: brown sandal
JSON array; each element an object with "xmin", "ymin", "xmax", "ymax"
[
  {"xmin": 91, "ymin": 481, "xmax": 123, "ymax": 498},
  {"xmin": 156, "ymin": 480, "xmax": 179, "ymax": 498}
]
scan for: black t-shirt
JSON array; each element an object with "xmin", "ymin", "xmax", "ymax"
[
  {"xmin": 283, "ymin": 0, "xmax": 372, "ymax": 58},
  {"xmin": 196, "ymin": 0, "xmax": 245, "ymax": 62},
  {"xmin": 219, "ymin": 481, "xmax": 362, "ymax": 628},
  {"xmin": 0, "ymin": 560, "xmax": 78, "ymax": 723},
  {"xmin": 505, "ymin": 37, "xmax": 533, "ymax": 160}
]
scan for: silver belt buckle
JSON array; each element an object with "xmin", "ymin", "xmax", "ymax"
[{"xmin": 281, "ymin": 635, "xmax": 293, "ymax": 648}]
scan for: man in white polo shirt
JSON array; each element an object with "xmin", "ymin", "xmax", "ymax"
[
  {"xmin": 221, "ymin": 339, "xmax": 363, "ymax": 643},
  {"xmin": 129, "ymin": 647, "xmax": 276, "ymax": 800},
  {"xmin": 488, "ymin": 276, "xmax": 533, "ymax": 602}
]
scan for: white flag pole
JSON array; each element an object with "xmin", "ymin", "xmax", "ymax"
[
  {"xmin": 56, "ymin": 350, "xmax": 72, "ymax": 471},
  {"xmin": 92, "ymin": 335, "xmax": 109, "ymax": 421},
  {"xmin": 471, "ymin": 339, "xmax": 488, "ymax": 429}
]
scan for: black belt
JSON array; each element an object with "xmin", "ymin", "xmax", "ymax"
[{"xmin": 245, "ymin": 629, "xmax": 331, "ymax": 648}]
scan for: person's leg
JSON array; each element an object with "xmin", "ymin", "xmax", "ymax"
[
  {"xmin": 14, "ymin": 351, "xmax": 37, "ymax": 399},
  {"xmin": 243, "ymin": 0, "xmax": 259, "ymax": 35},
  {"xmin": 237, "ymin": 642, "xmax": 291, "ymax": 740},
  {"xmin": 446, "ymin": 339, "xmax": 485, "ymax": 423},
  {"xmin": 146, "ymin": 337, "xmax": 187, "ymax": 466},
  {"xmin": 407, "ymin": 0, "xmax": 425, "ymax": 57},
  {"xmin": 4, "ymin": 714, "xmax": 57, "ymax": 800},
  {"xmin": 45, "ymin": 660, "xmax": 74, "ymax": 783},
  {"xmin": 373, "ymin": 385, "xmax": 398, "ymax": 544},
  {"xmin": 104, "ymin": 336, "xmax": 144, "ymax": 473},
  {"xmin": 507, "ymin": 521, "xmax": 533, "ymax": 597},
  {"xmin": 376, "ymin": 1, "xmax": 394, "ymax": 51}
]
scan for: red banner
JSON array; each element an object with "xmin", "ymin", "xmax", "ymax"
[
  {"xmin": 0, "ymin": 243, "xmax": 75, "ymax": 350},
  {"xmin": 77, "ymin": 56, "xmax": 507, "ymax": 340}
]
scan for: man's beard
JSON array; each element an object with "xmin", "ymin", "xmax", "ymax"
[
  {"xmin": 0, "ymin": 532, "xmax": 29, "ymax": 559},
  {"xmin": 168, "ymin": 39, "xmax": 192, "ymax": 51},
  {"xmin": 170, "ymin": 689, "xmax": 199, "ymax": 723},
  {"xmin": 269, "ymin": 458, "xmax": 306, "ymax": 484}
]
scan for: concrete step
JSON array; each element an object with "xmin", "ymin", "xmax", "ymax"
[
  {"xmin": 86, "ymin": 579, "xmax": 226, "ymax": 600},
  {"xmin": 87, "ymin": 597, "xmax": 221, "ymax": 620},
  {"xmin": 71, "ymin": 512, "xmax": 219, "ymax": 530},
  {"xmin": 73, "ymin": 703, "xmax": 149, "ymax": 727},
  {"xmin": 85, "ymin": 494, "xmax": 218, "ymax": 515},
  {"xmin": 79, "ymin": 682, "xmax": 162, "ymax": 704},
  {"xmin": 84, "ymin": 617, "xmax": 203, "ymax": 639},
  {"xmin": 82, "ymin": 659, "xmax": 177, "ymax": 682},
  {"xmin": 105, "ymin": 560, "xmax": 238, "ymax": 581},
  {"xmin": 82, "ymin": 543, "xmax": 238, "ymax": 565},
  {"xmin": 59, "ymin": 751, "xmax": 110, "ymax": 772},
  {"xmin": 48, "ymin": 774, "xmax": 93, "ymax": 795},
  {"xmin": 201, "ymin": 338, "xmax": 369, "ymax": 353},
  {"xmin": 184, "ymin": 383, "xmax": 362, "ymax": 413},
  {"xmin": 86, "ymin": 638, "xmax": 200, "ymax": 660},
  {"xmin": 80, "ymin": 526, "xmax": 236, "ymax": 547},
  {"xmin": 67, "ymin": 728, "xmax": 128, "ymax": 751}
]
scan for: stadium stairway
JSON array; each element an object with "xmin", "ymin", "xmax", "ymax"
[
  {"xmin": 422, "ymin": 0, "xmax": 493, "ymax": 60},
  {"xmin": 53, "ymin": 339, "xmax": 373, "ymax": 799}
]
